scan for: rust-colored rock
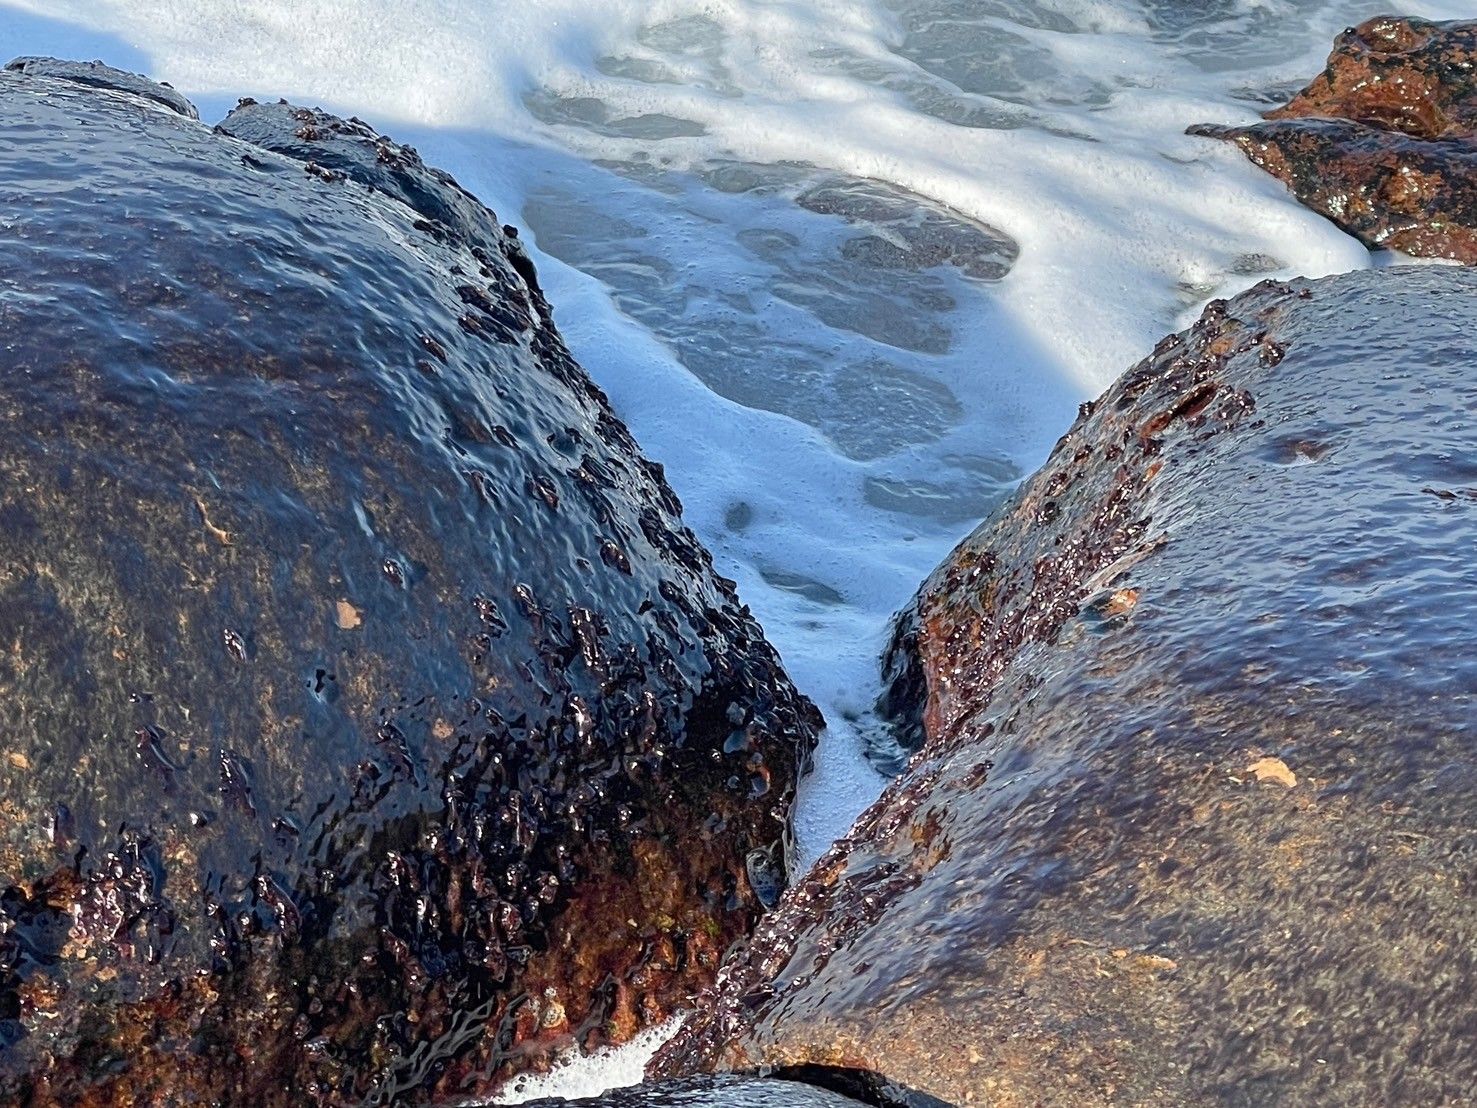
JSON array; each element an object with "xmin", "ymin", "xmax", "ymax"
[
  {"xmin": 652, "ymin": 267, "xmax": 1477, "ymax": 1105},
  {"xmin": 1192, "ymin": 16, "xmax": 1477, "ymax": 262},
  {"xmin": 1265, "ymin": 15, "xmax": 1477, "ymax": 137},
  {"xmin": 0, "ymin": 61, "xmax": 819, "ymax": 1105}
]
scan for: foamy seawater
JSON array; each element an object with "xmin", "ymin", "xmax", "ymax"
[{"xmin": 1, "ymin": 0, "xmax": 1469, "ymax": 1098}]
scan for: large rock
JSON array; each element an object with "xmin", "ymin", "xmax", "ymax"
[
  {"xmin": 0, "ymin": 61, "xmax": 819, "ymax": 1104},
  {"xmin": 1192, "ymin": 17, "xmax": 1477, "ymax": 261},
  {"xmin": 652, "ymin": 267, "xmax": 1477, "ymax": 1105}
]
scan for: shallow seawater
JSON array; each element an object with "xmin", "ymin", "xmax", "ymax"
[{"xmin": 0, "ymin": 0, "xmax": 1470, "ymax": 1099}]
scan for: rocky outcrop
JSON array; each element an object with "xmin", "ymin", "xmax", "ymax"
[
  {"xmin": 652, "ymin": 267, "xmax": 1477, "ymax": 1104},
  {"xmin": 0, "ymin": 61, "xmax": 819, "ymax": 1105},
  {"xmin": 1192, "ymin": 17, "xmax": 1477, "ymax": 261}
]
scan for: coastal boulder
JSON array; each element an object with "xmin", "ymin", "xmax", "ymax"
[
  {"xmin": 652, "ymin": 267, "xmax": 1477, "ymax": 1104},
  {"xmin": 0, "ymin": 61, "xmax": 818, "ymax": 1105},
  {"xmin": 1192, "ymin": 16, "xmax": 1477, "ymax": 261}
]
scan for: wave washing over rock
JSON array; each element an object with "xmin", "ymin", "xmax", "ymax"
[
  {"xmin": 1, "ymin": 2, "xmax": 1476, "ymax": 1106},
  {"xmin": 0, "ymin": 61, "xmax": 817, "ymax": 1104},
  {"xmin": 16, "ymin": 0, "xmax": 1472, "ymax": 876}
]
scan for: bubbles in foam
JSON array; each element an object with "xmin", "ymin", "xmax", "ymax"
[
  {"xmin": 521, "ymin": 156, "xmax": 1016, "ymax": 465},
  {"xmin": 489, "ymin": 1022, "xmax": 679, "ymax": 1104},
  {"xmin": 523, "ymin": 88, "xmax": 709, "ymax": 140},
  {"xmin": 884, "ymin": 0, "xmax": 1117, "ymax": 109}
]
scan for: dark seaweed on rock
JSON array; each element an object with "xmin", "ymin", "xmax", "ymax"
[
  {"xmin": 0, "ymin": 60, "xmax": 819, "ymax": 1105},
  {"xmin": 654, "ymin": 268, "xmax": 1477, "ymax": 1105},
  {"xmin": 1192, "ymin": 16, "xmax": 1477, "ymax": 262}
]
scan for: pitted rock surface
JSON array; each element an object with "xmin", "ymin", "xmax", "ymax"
[
  {"xmin": 0, "ymin": 60, "xmax": 819, "ymax": 1106},
  {"xmin": 518, "ymin": 1074, "xmax": 868, "ymax": 1107},
  {"xmin": 653, "ymin": 268, "xmax": 1477, "ymax": 1105},
  {"xmin": 1192, "ymin": 16, "xmax": 1477, "ymax": 261}
]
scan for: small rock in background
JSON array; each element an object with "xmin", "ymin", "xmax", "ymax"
[{"xmin": 1191, "ymin": 17, "xmax": 1477, "ymax": 262}]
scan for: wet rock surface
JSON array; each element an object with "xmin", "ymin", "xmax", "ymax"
[
  {"xmin": 653, "ymin": 267, "xmax": 1477, "ymax": 1104},
  {"xmin": 517, "ymin": 1073, "xmax": 866, "ymax": 1107},
  {"xmin": 4, "ymin": 57, "xmax": 200, "ymax": 120},
  {"xmin": 510, "ymin": 1067, "xmax": 944, "ymax": 1108},
  {"xmin": 0, "ymin": 61, "xmax": 819, "ymax": 1105},
  {"xmin": 1192, "ymin": 17, "xmax": 1477, "ymax": 261}
]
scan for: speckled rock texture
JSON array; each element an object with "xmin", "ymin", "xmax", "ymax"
[
  {"xmin": 1191, "ymin": 16, "xmax": 1477, "ymax": 262},
  {"xmin": 652, "ymin": 267, "xmax": 1477, "ymax": 1106},
  {"xmin": 0, "ymin": 61, "xmax": 819, "ymax": 1105}
]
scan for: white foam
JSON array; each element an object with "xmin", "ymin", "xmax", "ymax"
[
  {"xmin": 487, "ymin": 1021, "xmax": 680, "ymax": 1105},
  {"xmin": 3, "ymin": 0, "xmax": 1470, "ymax": 1098}
]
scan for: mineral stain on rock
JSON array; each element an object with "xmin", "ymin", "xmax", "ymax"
[
  {"xmin": 1192, "ymin": 16, "xmax": 1477, "ymax": 262},
  {"xmin": 0, "ymin": 61, "xmax": 819, "ymax": 1104},
  {"xmin": 653, "ymin": 268, "xmax": 1477, "ymax": 1105}
]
